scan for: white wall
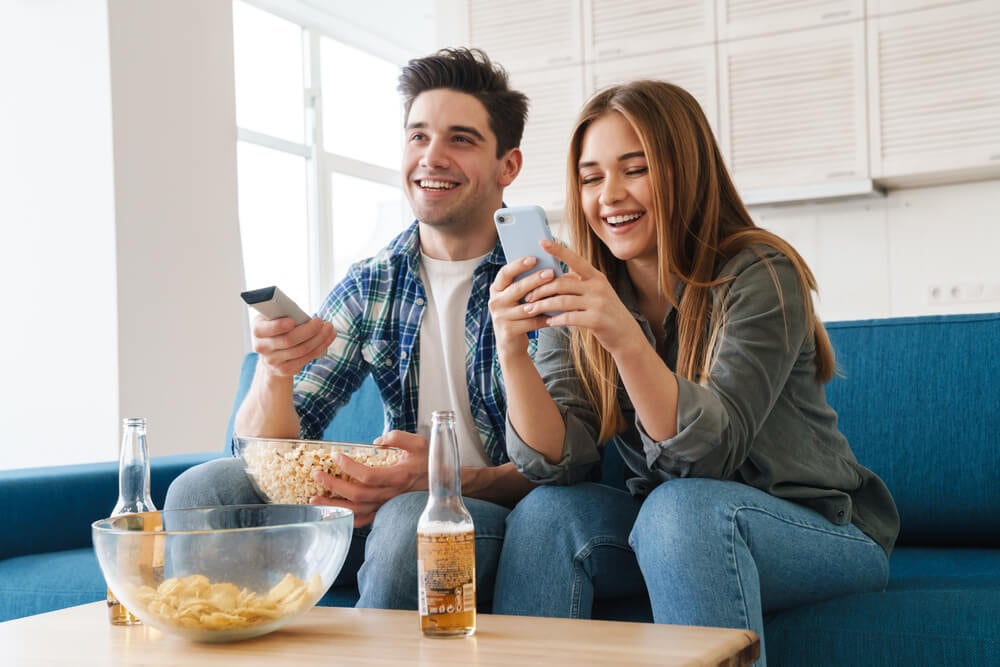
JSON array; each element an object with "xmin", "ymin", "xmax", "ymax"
[
  {"xmin": 1, "ymin": 1, "xmax": 120, "ymax": 470},
  {"xmin": 0, "ymin": 0, "xmax": 246, "ymax": 471},
  {"xmin": 752, "ymin": 179, "xmax": 1000, "ymax": 321}
]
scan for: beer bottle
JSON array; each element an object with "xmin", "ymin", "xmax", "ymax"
[
  {"xmin": 417, "ymin": 411, "xmax": 476, "ymax": 637},
  {"xmin": 107, "ymin": 417, "xmax": 156, "ymax": 625}
]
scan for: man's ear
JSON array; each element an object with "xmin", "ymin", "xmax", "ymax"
[{"xmin": 497, "ymin": 147, "xmax": 523, "ymax": 187}]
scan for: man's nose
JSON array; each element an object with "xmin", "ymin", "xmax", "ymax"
[{"xmin": 420, "ymin": 137, "xmax": 450, "ymax": 169}]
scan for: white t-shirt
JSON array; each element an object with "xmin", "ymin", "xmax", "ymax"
[{"xmin": 417, "ymin": 253, "xmax": 491, "ymax": 468}]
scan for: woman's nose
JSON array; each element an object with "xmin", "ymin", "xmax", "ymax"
[{"xmin": 599, "ymin": 175, "xmax": 624, "ymax": 205}]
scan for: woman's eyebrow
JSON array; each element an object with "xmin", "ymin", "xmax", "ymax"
[{"xmin": 578, "ymin": 151, "xmax": 646, "ymax": 169}]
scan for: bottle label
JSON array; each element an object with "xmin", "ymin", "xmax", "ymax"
[{"xmin": 416, "ymin": 529, "xmax": 475, "ymax": 617}]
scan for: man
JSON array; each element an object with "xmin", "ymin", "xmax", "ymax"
[{"xmin": 165, "ymin": 48, "xmax": 535, "ymax": 610}]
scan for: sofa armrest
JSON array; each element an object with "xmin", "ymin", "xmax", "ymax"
[{"xmin": 0, "ymin": 452, "xmax": 223, "ymax": 560}]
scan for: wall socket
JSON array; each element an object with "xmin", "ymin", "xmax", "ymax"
[{"xmin": 927, "ymin": 282, "xmax": 1000, "ymax": 304}]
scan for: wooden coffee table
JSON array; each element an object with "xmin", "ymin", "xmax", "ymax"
[{"xmin": 0, "ymin": 602, "xmax": 759, "ymax": 666}]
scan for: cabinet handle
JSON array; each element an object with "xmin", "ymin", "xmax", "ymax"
[
  {"xmin": 826, "ymin": 171, "xmax": 856, "ymax": 178},
  {"xmin": 599, "ymin": 48, "xmax": 623, "ymax": 57},
  {"xmin": 548, "ymin": 56, "xmax": 573, "ymax": 64},
  {"xmin": 822, "ymin": 10, "xmax": 850, "ymax": 20}
]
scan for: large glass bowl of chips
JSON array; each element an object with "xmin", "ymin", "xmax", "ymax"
[
  {"xmin": 92, "ymin": 504, "xmax": 352, "ymax": 642},
  {"xmin": 233, "ymin": 435, "xmax": 403, "ymax": 504}
]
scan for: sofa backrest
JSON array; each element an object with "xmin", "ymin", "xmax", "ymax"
[
  {"xmin": 227, "ymin": 312, "xmax": 1000, "ymax": 548},
  {"xmin": 224, "ymin": 353, "xmax": 383, "ymax": 456},
  {"xmin": 825, "ymin": 313, "xmax": 1000, "ymax": 547}
]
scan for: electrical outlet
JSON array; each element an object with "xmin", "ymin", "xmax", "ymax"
[{"xmin": 927, "ymin": 282, "xmax": 1000, "ymax": 304}]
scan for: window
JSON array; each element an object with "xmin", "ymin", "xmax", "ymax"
[{"xmin": 232, "ymin": 1, "xmax": 411, "ymax": 313}]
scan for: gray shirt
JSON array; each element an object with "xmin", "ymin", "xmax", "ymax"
[{"xmin": 506, "ymin": 246, "xmax": 900, "ymax": 555}]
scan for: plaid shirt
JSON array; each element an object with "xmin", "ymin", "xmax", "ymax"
[{"xmin": 294, "ymin": 221, "xmax": 525, "ymax": 466}]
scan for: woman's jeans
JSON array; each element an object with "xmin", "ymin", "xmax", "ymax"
[
  {"xmin": 164, "ymin": 457, "xmax": 509, "ymax": 610},
  {"xmin": 492, "ymin": 479, "xmax": 889, "ymax": 667}
]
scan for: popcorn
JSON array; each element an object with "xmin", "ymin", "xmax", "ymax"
[{"xmin": 241, "ymin": 440, "xmax": 401, "ymax": 504}]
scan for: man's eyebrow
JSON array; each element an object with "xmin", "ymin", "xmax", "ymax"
[
  {"xmin": 578, "ymin": 151, "xmax": 646, "ymax": 169},
  {"xmin": 404, "ymin": 121, "xmax": 487, "ymax": 142}
]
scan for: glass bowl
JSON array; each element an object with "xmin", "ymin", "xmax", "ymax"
[
  {"xmin": 92, "ymin": 504, "xmax": 352, "ymax": 642},
  {"xmin": 232, "ymin": 435, "xmax": 402, "ymax": 504}
]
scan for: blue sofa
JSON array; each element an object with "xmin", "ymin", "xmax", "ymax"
[{"xmin": 2, "ymin": 313, "xmax": 998, "ymax": 665}]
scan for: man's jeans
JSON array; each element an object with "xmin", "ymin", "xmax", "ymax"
[
  {"xmin": 491, "ymin": 479, "xmax": 889, "ymax": 667},
  {"xmin": 164, "ymin": 457, "xmax": 509, "ymax": 609}
]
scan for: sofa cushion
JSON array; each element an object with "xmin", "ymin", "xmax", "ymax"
[
  {"xmin": 764, "ymin": 545, "xmax": 1000, "ymax": 666},
  {"xmin": 0, "ymin": 548, "xmax": 106, "ymax": 622},
  {"xmin": 0, "ymin": 452, "xmax": 222, "ymax": 560},
  {"xmin": 824, "ymin": 313, "xmax": 1000, "ymax": 547}
]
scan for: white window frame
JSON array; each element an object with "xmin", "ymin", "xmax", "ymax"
[{"xmin": 236, "ymin": 0, "xmax": 408, "ymax": 307}]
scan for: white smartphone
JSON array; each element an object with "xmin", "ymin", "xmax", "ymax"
[
  {"xmin": 240, "ymin": 286, "xmax": 311, "ymax": 325},
  {"xmin": 494, "ymin": 205, "xmax": 564, "ymax": 283}
]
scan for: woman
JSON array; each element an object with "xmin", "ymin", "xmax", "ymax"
[{"xmin": 488, "ymin": 81, "xmax": 899, "ymax": 665}]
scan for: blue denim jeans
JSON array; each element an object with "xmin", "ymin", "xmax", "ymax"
[
  {"xmin": 164, "ymin": 457, "xmax": 509, "ymax": 609},
  {"xmin": 493, "ymin": 479, "xmax": 889, "ymax": 667}
]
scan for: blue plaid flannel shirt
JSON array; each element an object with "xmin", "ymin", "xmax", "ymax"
[{"xmin": 294, "ymin": 221, "xmax": 529, "ymax": 466}]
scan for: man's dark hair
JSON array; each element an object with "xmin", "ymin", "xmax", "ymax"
[{"xmin": 398, "ymin": 47, "xmax": 529, "ymax": 157}]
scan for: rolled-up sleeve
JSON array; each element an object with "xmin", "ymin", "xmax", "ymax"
[
  {"xmin": 637, "ymin": 251, "xmax": 809, "ymax": 480},
  {"xmin": 506, "ymin": 327, "xmax": 602, "ymax": 484}
]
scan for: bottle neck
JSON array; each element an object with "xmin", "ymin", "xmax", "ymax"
[
  {"xmin": 113, "ymin": 418, "xmax": 155, "ymax": 515},
  {"xmin": 427, "ymin": 415, "xmax": 462, "ymax": 499}
]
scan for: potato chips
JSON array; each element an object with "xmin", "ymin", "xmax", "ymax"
[{"xmin": 133, "ymin": 572, "xmax": 323, "ymax": 630}]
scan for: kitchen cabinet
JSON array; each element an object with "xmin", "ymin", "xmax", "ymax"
[
  {"xmin": 584, "ymin": 0, "xmax": 714, "ymax": 59},
  {"xmin": 460, "ymin": 0, "xmax": 998, "ymax": 207},
  {"xmin": 588, "ymin": 44, "xmax": 718, "ymax": 133},
  {"xmin": 467, "ymin": 0, "xmax": 582, "ymax": 72},
  {"xmin": 868, "ymin": 0, "xmax": 1000, "ymax": 184},
  {"xmin": 718, "ymin": 21, "xmax": 869, "ymax": 200},
  {"xmin": 716, "ymin": 0, "xmax": 864, "ymax": 41}
]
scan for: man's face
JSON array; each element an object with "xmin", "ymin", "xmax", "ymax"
[{"xmin": 402, "ymin": 89, "xmax": 516, "ymax": 231}]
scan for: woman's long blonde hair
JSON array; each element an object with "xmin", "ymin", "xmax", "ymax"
[{"xmin": 564, "ymin": 81, "xmax": 834, "ymax": 443}]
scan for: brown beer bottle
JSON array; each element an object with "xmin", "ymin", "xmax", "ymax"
[
  {"xmin": 107, "ymin": 417, "xmax": 156, "ymax": 625},
  {"xmin": 417, "ymin": 411, "xmax": 476, "ymax": 637}
]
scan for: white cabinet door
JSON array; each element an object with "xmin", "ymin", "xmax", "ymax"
[
  {"xmin": 467, "ymin": 0, "xmax": 583, "ymax": 73},
  {"xmin": 869, "ymin": 0, "xmax": 1000, "ymax": 183},
  {"xmin": 867, "ymin": 0, "xmax": 967, "ymax": 17},
  {"xmin": 718, "ymin": 21, "xmax": 869, "ymax": 199},
  {"xmin": 504, "ymin": 67, "xmax": 587, "ymax": 214},
  {"xmin": 588, "ymin": 45, "xmax": 718, "ymax": 134},
  {"xmin": 584, "ymin": 0, "xmax": 715, "ymax": 60},
  {"xmin": 717, "ymin": 0, "xmax": 863, "ymax": 40}
]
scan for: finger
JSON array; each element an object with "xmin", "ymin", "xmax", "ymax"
[
  {"xmin": 254, "ymin": 316, "xmax": 327, "ymax": 352},
  {"xmin": 492, "ymin": 256, "xmax": 537, "ymax": 294},
  {"xmin": 256, "ymin": 322, "xmax": 335, "ymax": 371},
  {"xmin": 314, "ymin": 470, "xmax": 393, "ymax": 505},
  {"xmin": 330, "ymin": 453, "xmax": 405, "ymax": 487},
  {"xmin": 251, "ymin": 315, "xmax": 297, "ymax": 339},
  {"xmin": 540, "ymin": 240, "xmax": 599, "ymax": 278},
  {"xmin": 523, "ymin": 294, "xmax": 580, "ymax": 318},
  {"xmin": 524, "ymin": 274, "xmax": 588, "ymax": 303},
  {"xmin": 374, "ymin": 431, "xmax": 428, "ymax": 454}
]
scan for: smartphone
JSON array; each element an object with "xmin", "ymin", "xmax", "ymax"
[
  {"xmin": 494, "ymin": 205, "xmax": 564, "ymax": 283},
  {"xmin": 240, "ymin": 286, "xmax": 311, "ymax": 325}
]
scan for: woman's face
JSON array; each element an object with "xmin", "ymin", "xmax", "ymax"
[{"xmin": 578, "ymin": 112, "xmax": 658, "ymax": 265}]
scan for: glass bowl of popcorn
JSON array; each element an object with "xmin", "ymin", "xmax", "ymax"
[
  {"xmin": 232, "ymin": 435, "xmax": 403, "ymax": 504},
  {"xmin": 92, "ymin": 504, "xmax": 352, "ymax": 642}
]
